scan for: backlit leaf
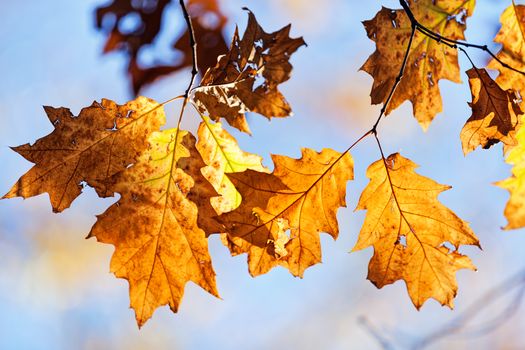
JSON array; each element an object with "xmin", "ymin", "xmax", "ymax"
[
  {"xmin": 3, "ymin": 97, "xmax": 165, "ymax": 212},
  {"xmin": 192, "ymin": 9, "xmax": 306, "ymax": 133},
  {"xmin": 461, "ymin": 68, "xmax": 522, "ymax": 154},
  {"xmin": 361, "ymin": 0, "xmax": 475, "ymax": 129},
  {"xmin": 88, "ymin": 129, "xmax": 219, "ymax": 327},
  {"xmin": 219, "ymin": 148, "xmax": 353, "ymax": 277},
  {"xmin": 353, "ymin": 153, "xmax": 479, "ymax": 308}
]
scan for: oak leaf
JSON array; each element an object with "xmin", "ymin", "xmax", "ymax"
[
  {"xmin": 219, "ymin": 148, "xmax": 353, "ymax": 277},
  {"xmin": 192, "ymin": 9, "xmax": 306, "ymax": 133},
  {"xmin": 3, "ymin": 97, "xmax": 165, "ymax": 212},
  {"xmin": 497, "ymin": 115, "xmax": 525, "ymax": 230},
  {"xmin": 487, "ymin": 2, "xmax": 525, "ymax": 110},
  {"xmin": 196, "ymin": 116, "xmax": 268, "ymax": 215},
  {"xmin": 461, "ymin": 68, "xmax": 522, "ymax": 154},
  {"xmin": 88, "ymin": 129, "xmax": 219, "ymax": 327},
  {"xmin": 96, "ymin": 0, "xmax": 228, "ymax": 93},
  {"xmin": 353, "ymin": 153, "xmax": 479, "ymax": 309},
  {"xmin": 361, "ymin": 0, "xmax": 475, "ymax": 129}
]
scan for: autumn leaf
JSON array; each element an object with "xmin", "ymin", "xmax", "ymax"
[
  {"xmin": 219, "ymin": 148, "xmax": 353, "ymax": 277},
  {"xmin": 88, "ymin": 129, "xmax": 219, "ymax": 327},
  {"xmin": 196, "ymin": 116, "xmax": 268, "ymax": 215},
  {"xmin": 192, "ymin": 8, "xmax": 306, "ymax": 133},
  {"xmin": 461, "ymin": 68, "xmax": 522, "ymax": 154},
  {"xmin": 96, "ymin": 0, "xmax": 228, "ymax": 93},
  {"xmin": 3, "ymin": 97, "xmax": 165, "ymax": 212},
  {"xmin": 497, "ymin": 115, "xmax": 525, "ymax": 230},
  {"xmin": 361, "ymin": 0, "xmax": 475, "ymax": 129},
  {"xmin": 487, "ymin": 2, "xmax": 525, "ymax": 110},
  {"xmin": 353, "ymin": 153, "xmax": 479, "ymax": 309}
]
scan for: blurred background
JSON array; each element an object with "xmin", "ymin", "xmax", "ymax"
[{"xmin": 1, "ymin": 0, "xmax": 525, "ymax": 349}]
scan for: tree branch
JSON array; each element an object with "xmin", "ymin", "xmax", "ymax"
[{"xmin": 399, "ymin": 0, "xmax": 525, "ymax": 76}]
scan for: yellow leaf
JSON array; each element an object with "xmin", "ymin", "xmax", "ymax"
[
  {"xmin": 498, "ymin": 115, "xmax": 525, "ymax": 229},
  {"xmin": 487, "ymin": 2, "xmax": 525, "ymax": 110},
  {"xmin": 88, "ymin": 129, "xmax": 219, "ymax": 327},
  {"xmin": 219, "ymin": 148, "xmax": 353, "ymax": 277},
  {"xmin": 361, "ymin": 0, "xmax": 475, "ymax": 129},
  {"xmin": 3, "ymin": 97, "xmax": 165, "ymax": 212},
  {"xmin": 461, "ymin": 68, "xmax": 522, "ymax": 154},
  {"xmin": 196, "ymin": 117, "xmax": 268, "ymax": 215},
  {"xmin": 354, "ymin": 153, "xmax": 479, "ymax": 309}
]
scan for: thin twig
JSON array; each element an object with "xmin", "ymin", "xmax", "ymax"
[
  {"xmin": 177, "ymin": 0, "xmax": 199, "ymax": 130},
  {"xmin": 371, "ymin": 23, "xmax": 416, "ymax": 133},
  {"xmin": 414, "ymin": 268, "xmax": 525, "ymax": 349},
  {"xmin": 399, "ymin": 0, "xmax": 525, "ymax": 76}
]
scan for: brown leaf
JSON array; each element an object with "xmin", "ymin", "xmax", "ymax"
[
  {"xmin": 192, "ymin": 9, "xmax": 306, "ymax": 133},
  {"xmin": 353, "ymin": 153, "xmax": 479, "ymax": 309},
  {"xmin": 88, "ymin": 129, "xmax": 219, "ymax": 327},
  {"xmin": 96, "ymin": 0, "xmax": 228, "ymax": 94},
  {"xmin": 361, "ymin": 1, "xmax": 475, "ymax": 129},
  {"xmin": 461, "ymin": 68, "xmax": 522, "ymax": 154},
  {"xmin": 487, "ymin": 2, "xmax": 525, "ymax": 110},
  {"xmin": 3, "ymin": 97, "xmax": 165, "ymax": 212},
  {"xmin": 219, "ymin": 148, "xmax": 353, "ymax": 277}
]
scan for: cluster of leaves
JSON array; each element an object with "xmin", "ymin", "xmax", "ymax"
[
  {"xmin": 96, "ymin": 0, "xmax": 228, "ymax": 93},
  {"xmin": 4, "ymin": 0, "xmax": 525, "ymax": 327}
]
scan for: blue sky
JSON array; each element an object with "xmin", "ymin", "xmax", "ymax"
[{"xmin": 1, "ymin": 0, "xmax": 524, "ymax": 349}]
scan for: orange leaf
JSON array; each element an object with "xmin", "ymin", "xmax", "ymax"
[
  {"xmin": 487, "ymin": 2, "xmax": 525, "ymax": 111},
  {"xmin": 3, "ymin": 97, "xmax": 165, "ymax": 212},
  {"xmin": 361, "ymin": 0, "xmax": 475, "ymax": 129},
  {"xmin": 219, "ymin": 148, "xmax": 353, "ymax": 277},
  {"xmin": 354, "ymin": 153, "xmax": 479, "ymax": 309},
  {"xmin": 88, "ymin": 129, "xmax": 219, "ymax": 327}
]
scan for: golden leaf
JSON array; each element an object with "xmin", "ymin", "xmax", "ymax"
[
  {"xmin": 219, "ymin": 148, "xmax": 353, "ymax": 277},
  {"xmin": 497, "ymin": 115, "xmax": 525, "ymax": 229},
  {"xmin": 88, "ymin": 129, "xmax": 219, "ymax": 327},
  {"xmin": 361, "ymin": 0, "xmax": 475, "ymax": 129},
  {"xmin": 192, "ymin": 9, "xmax": 305, "ymax": 133},
  {"xmin": 353, "ymin": 153, "xmax": 479, "ymax": 309},
  {"xmin": 3, "ymin": 97, "xmax": 165, "ymax": 212},
  {"xmin": 487, "ymin": 2, "xmax": 525, "ymax": 110},
  {"xmin": 461, "ymin": 68, "xmax": 522, "ymax": 154}
]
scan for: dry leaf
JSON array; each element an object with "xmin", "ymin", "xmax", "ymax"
[
  {"xmin": 3, "ymin": 97, "xmax": 165, "ymax": 212},
  {"xmin": 96, "ymin": 0, "xmax": 228, "ymax": 93},
  {"xmin": 353, "ymin": 153, "xmax": 479, "ymax": 309},
  {"xmin": 219, "ymin": 148, "xmax": 353, "ymax": 277},
  {"xmin": 487, "ymin": 2, "xmax": 525, "ymax": 110},
  {"xmin": 88, "ymin": 129, "xmax": 219, "ymax": 327},
  {"xmin": 361, "ymin": 0, "xmax": 475, "ymax": 129},
  {"xmin": 192, "ymin": 8, "xmax": 306, "ymax": 133},
  {"xmin": 461, "ymin": 68, "xmax": 522, "ymax": 154}
]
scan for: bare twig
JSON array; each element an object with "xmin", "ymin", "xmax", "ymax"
[
  {"xmin": 413, "ymin": 268, "xmax": 525, "ymax": 349},
  {"xmin": 177, "ymin": 0, "xmax": 199, "ymax": 130}
]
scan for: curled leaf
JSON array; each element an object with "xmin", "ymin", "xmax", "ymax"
[
  {"xmin": 192, "ymin": 9, "xmax": 306, "ymax": 133},
  {"xmin": 461, "ymin": 68, "xmax": 522, "ymax": 154}
]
